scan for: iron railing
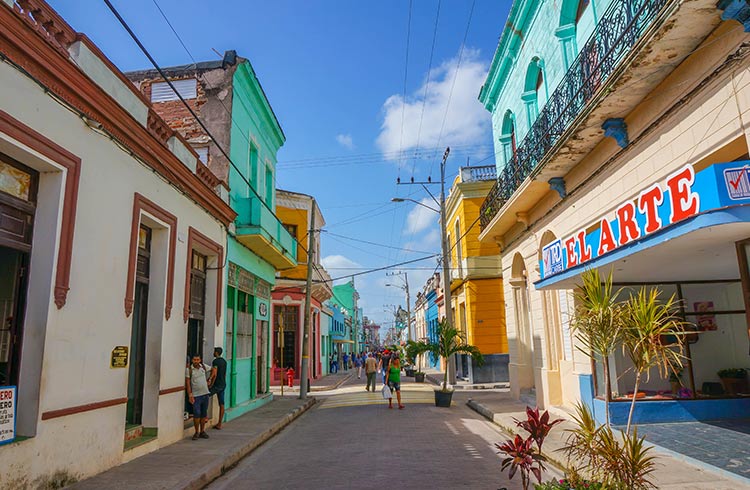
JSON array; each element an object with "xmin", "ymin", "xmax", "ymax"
[
  {"xmin": 479, "ymin": 0, "xmax": 670, "ymax": 229},
  {"xmin": 460, "ymin": 165, "xmax": 497, "ymax": 182}
]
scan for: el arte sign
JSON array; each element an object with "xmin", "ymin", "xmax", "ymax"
[
  {"xmin": 541, "ymin": 161, "xmax": 750, "ymax": 279},
  {"xmin": 0, "ymin": 386, "xmax": 16, "ymax": 445}
]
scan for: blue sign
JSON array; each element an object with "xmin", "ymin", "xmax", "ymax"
[
  {"xmin": 0, "ymin": 385, "xmax": 16, "ymax": 446},
  {"xmin": 723, "ymin": 165, "xmax": 750, "ymax": 200},
  {"xmin": 542, "ymin": 239, "xmax": 564, "ymax": 277}
]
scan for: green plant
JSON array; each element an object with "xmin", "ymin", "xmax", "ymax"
[
  {"xmin": 561, "ymin": 403, "xmax": 657, "ymax": 490},
  {"xmin": 668, "ymin": 369, "xmax": 683, "ymax": 383},
  {"xmin": 497, "ymin": 435, "xmax": 545, "ymax": 490},
  {"xmin": 534, "ymin": 479, "xmax": 604, "ymax": 490},
  {"xmin": 514, "ymin": 406, "xmax": 563, "ymax": 453},
  {"xmin": 571, "ymin": 269, "xmax": 624, "ymax": 426},
  {"xmin": 411, "ymin": 318, "xmax": 483, "ymax": 391},
  {"xmin": 621, "ymin": 286, "xmax": 686, "ymax": 434},
  {"xmin": 718, "ymin": 368, "xmax": 747, "ymax": 379}
]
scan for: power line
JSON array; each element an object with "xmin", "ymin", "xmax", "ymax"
[
  {"xmin": 428, "ymin": 0, "xmax": 476, "ymax": 179},
  {"xmin": 322, "ymin": 230, "xmax": 436, "ymax": 255},
  {"xmin": 104, "ymin": 0, "xmax": 311, "ymax": 257},
  {"xmin": 315, "ymin": 254, "xmax": 439, "ymax": 284},
  {"xmin": 397, "ymin": 0, "xmax": 413, "ymax": 180}
]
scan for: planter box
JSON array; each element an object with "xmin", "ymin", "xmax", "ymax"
[
  {"xmin": 434, "ymin": 390, "xmax": 453, "ymax": 407},
  {"xmin": 720, "ymin": 376, "xmax": 749, "ymax": 395},
  {"xmin": 414, "ymin": 373, "xmax": 425, "ymax": 383}
]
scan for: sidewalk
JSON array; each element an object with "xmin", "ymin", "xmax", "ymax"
[
  {"xmin": 269, "ymin": 371, "xmax": 353, "ymax": 394},
  {"xmin": 465, "ymin": 392, "xmax": 750, "ymax": 490},
  {"xmin": 70, "ymin": 396, "xmax": 316, "ymax": 490},
  {"xmin": 423, "ymin": 369, "xmax": 509, "ymax": 390}
]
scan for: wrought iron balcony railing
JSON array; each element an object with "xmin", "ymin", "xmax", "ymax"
[
  {"xmin": 460, "ymin": 165, "xmax": 497, "ymax": 182},
  {"xmin": 479, "ymin": 0, "xmax": 669, "ymax": 229}
]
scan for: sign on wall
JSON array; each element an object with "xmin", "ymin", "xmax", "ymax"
[
  {"xmin": 0, "ymin": 386, "xmax": 16, "ymax": 445},
  {"xmin": 539, "ymin": 162, "xmax": 750, "ymax": 280},
  {"xmin": 111, "ymin": 346, "xmax": 129, "ymax": 368}
]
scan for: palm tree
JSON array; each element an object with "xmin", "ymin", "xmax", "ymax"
[
  {"xmin": 621, "ymin": 287, "xmax": 686, "ymax": 434},
  {"xmin": 414, "ymin": 319, "xmax": 484, "ymax": 391},
  {"xmin": 571, "ymin": 269, "xmax": 624, "ymax": 427}
]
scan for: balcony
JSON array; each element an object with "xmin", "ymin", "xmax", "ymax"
[
  {"xmin": 479, "ymin": 0, "xmax": 722, "ymax": 233},
  {"xmin": 234, "ymin": 197, "xmax": 297, "ymax": 270},
  {"xmin": 450, "ymin": 255, "xmax": 503, "ymax": 285},
  {"xmin": 460, "ymin": 165, "xmax": 497, "ymax": 183}
]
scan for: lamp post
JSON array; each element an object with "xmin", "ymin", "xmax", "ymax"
[
  {"xmin": 385, "ymin": 271, "xmax": 411, "ymax": 343},
  {"xmin": 393, "ymin": 147, "xmax": 456, "ymax": 384}
]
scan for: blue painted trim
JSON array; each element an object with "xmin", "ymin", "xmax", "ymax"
[
  {"xmin": 718, "ymin": 0, "xmax": 750, "ymax": 32},
  {"xmin": 593, "ymin": 396, "xmax": 750, "ymax": 425},
  {"xmin": 602, "ymin": 118, "xmax": 629, "ymax": 148},
  {"xmin": 548, "ymin": 177, "xmax": 567, "ymax": 199},
  {"xmin": 535, "ymin": 205, "xmax": 750, "ymax": 289}
]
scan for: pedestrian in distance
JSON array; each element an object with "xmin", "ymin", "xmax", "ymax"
[
  {"xmin": 209, "ymin": 347, "xmax": 227, "ymax": 430},
  {"xmin": 365, "ymin": 353, "xmax": 378, "ymax": 391},
  {"xmin": 385, "ymin": 356, "xmax": 404, "ymax": 409},
  {"xmin": 355, "ymin": 353, "xmax": 363, "ymax": 379},
  {"xmin": 186, "ymin": 354, "xmax": 215, "ymax": 440},
  {"xmin": 343, "ymin": 352, "xmax": 349, "ymax": 371}
]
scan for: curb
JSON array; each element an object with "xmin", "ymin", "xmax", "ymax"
[
  {"xmin": 311, "ymin": 372, "xmax": 353, "ymax": 392},
  {"xmin": 183, "ymin": 397, "xmax": 317, "ymax": 490}
]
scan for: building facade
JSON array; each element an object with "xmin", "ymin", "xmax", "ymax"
[
  {"xmin": 478, "ymin": 0, "xmax": 750, "ymax": 423},
  {"xmin": 0, "ymin": 1, "xmax": 234, "ymax": 485},
  {"xmin": 272, "ymin": 190, "xmax": 332, "ymax": 383},
  {"xmin": 127, "ymin": 52, "xmax": 297, "ymax": 420},
  {"xmin": 446, "ymin": 165, "xmax": 508, "ymax": 383}
]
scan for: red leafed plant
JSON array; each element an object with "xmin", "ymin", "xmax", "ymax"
[
  {"xmin": 496, "ymin": 435, "xmax": 545, "ymax": 490},
  {"xmin": 514, "ymin": 406, "xmax": 563, "ymax": 453},
  {"xmin": 496, "ymin": 406, "xmax": 560, "ymax": 490}
]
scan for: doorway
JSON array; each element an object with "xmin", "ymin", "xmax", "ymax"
[
  {"xmin": 257, "ymin": 319, "xmax": 267, "ymax": 394},
  {"xmin": 187, "ymin": 251, "xmax": 207, "ymax": 358},
  {"xmin": 0, "ymin": 156, "xmax": 37, "ymax": 388},
  {"xmin": 126, "ymin": 226, "xmax": 150, "ymax": 425}
]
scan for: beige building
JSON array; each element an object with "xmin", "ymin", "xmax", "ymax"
[{"xmin": 478, "ymin": 0, "xmax": 750, "ymax": 424}]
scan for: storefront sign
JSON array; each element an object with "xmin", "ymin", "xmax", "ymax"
[
  {"xmin": 228, "ymin": 262, "xmax": 272, "ymax": 299},
  {"xmin": 0, "ymin": 386, "xmax": 16, "ymax": 445},
  {"xmin": 110, "ymin": 346, "xmax": 129, "ymax": 368},
  {"xmin": 540, "ymin": 162, "xmax": 750, "ymax": 280}
]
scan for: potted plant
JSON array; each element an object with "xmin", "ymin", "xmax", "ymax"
[
  {"xmin": 411, "ymin": 319, "xmax": 483, "ymax": 407},
  {"xmin": 717, "ymin": 368, "xmax": 748, "ymax": 395},
  {"xmin": 405, "ymin": 339, "xmax": 427, "ymax": 382},
  {"xmin": 414, "ymin": 371, "xmax": 425, "ymax": 383}
]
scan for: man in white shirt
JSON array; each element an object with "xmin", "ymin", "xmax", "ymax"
[{"xmin": 186, "ymin": 354, "xmax": 215, "ymax": 440}]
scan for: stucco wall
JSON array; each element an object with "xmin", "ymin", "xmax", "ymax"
[{"xmin": 0, "ymin": 58, "xmax": 226, "ymax": 486}]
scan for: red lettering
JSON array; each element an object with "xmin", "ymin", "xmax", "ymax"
[
  {"xmin": 565, "ymin": 236, "xmax": 578, "ymax": 268},
  {"xmin": 577, "ymin": 230, "xmax": 592, "ymax": 263},
  {"xmin": 637, "ymin": 184, "xmax": 663, "ymax": 234},
  {"xmin": 617, "ymin": 201, "xmax": 641, "ymax": 246},
  {"xmin": 598, "ymin": 218, "xmax": 616, "ymax": 256},
  {"xmin": 666, "ymin": 165, "xmax": 699, "ymax": 223}
]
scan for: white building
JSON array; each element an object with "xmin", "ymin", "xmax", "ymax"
[{"xmin": 0, "ymin": 1, "xmax": 233, "ymax": 485}]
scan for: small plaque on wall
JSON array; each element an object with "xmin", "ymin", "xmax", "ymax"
[{"xmin": 111, "ymin": 346, "xmax": 129, "ymax": 368}]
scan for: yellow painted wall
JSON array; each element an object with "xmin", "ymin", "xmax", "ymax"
[
  {"xmin": 448, "ymin": 193, "xmax": 497, "ymax": 267},
  {"xmin": 276, "ymin": 205, "xmax": 308, "ymax": 280},
  {"xmin": 454, "ymin": 277, "xmax": 507, "ymax": 355}
]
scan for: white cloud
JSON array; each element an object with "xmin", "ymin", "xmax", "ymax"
[
  {"xmin": 376, "ymin": 49, "xmax": 491, "ymax": 161},
  {"xmin": 321, "ymin": 255, "xmax": 364, "ymax": 286},
  {"xmin": 405, "ymin": 198, "xmax": 438, "ymax": 234},
  {"xmin": 335, "ymin": 133, "xmax": 355, "ymax": 150}
]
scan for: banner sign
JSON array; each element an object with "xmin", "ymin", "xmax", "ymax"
[
  {"xmin": 540, "ymin": 161, "xmax": 750, "ymax": 279},
  {"xmin": 0, "ymin": 386, "xmax": 16, "ymax": 445}
]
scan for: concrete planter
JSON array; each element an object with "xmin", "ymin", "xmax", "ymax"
[
  {"xmin": 434, "ymin": 390, "xmax": 453, "ymax": 407},
  {"xmin": 414, "ymin": 373, "xmax": 425, "ymax": 383}
]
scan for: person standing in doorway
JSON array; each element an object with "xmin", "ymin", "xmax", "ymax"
[
  {"xmin": 385, "ymin": 356, "xmax": 404, "ymax": 410},
  {"xmin": 365, "ymin": 353, "xmax": 377, "ymax": 392},
  {"xmin": 186, "ymin": 354, "xmax": 214, "ymax": 440},
  {"xmin": 209, "ymin": 347, "xmax": 227, "ymax": 430}
]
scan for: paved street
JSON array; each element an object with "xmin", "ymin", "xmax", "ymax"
[{"xmin": 208, "ymin": 376, "xmax": 532, "ymax": 490}]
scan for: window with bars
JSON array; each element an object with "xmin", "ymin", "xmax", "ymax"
[{"xmin": 150, "ymin": 79, "xmax": 197, "ymax": 102}]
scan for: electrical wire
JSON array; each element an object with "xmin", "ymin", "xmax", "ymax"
[
  {"xmin": 322, "ymin": 231, "xmax": 436, "ymax": 255},
  {"xmin": 397, "ymin": 0, "xmax": 413, "ymax": 180}
]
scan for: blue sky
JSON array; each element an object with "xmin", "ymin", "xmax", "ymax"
[{"xmin": 49, "ymin": 0, "xmax": 511, "ymax": 325}]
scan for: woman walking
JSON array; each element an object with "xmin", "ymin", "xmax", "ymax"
[{"xmin": 385, "ymin": 356, "xmax": 404, "ymax": 410}]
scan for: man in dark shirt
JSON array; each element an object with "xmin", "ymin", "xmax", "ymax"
[{"xmin": 210, "ymin": 347, "xmax": 228, "ymax": 430}]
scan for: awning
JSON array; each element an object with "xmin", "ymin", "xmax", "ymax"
[
  {"xmin": 535, "ymin": 161, "xmax": 750, "ymax": 290},
  {"xmin": 535, "ymin": 207, "xmax": 750, "ymax": 289}
]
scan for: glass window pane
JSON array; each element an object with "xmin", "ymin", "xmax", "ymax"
[{"xmin": 0, "ymin": 161, "xmax": 31, "ymax": 201}]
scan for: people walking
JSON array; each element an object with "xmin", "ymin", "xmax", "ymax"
[
  {"xmin": 186, "ymin": 354, "xmax": 214, "ymax": 440},
  {"xmin": 365, "ymin": 353, "xmax": 377, "ymax": 391},
  {"xmin": 342, "ymin": 352, "xmax": 349, "ymax": 372},
  {"xmin": 355, "ymin": 353, "xmax": 362, "ymax": 379},
  {"xmin": 209, "ymin": 347, "xmax": 227, "ymax": 430},
  {"xmin": 385, "ymin": 356, "xmax": 404, "ymax": 410}
]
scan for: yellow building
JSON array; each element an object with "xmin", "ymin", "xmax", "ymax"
[{"xmin": 446, "ymin": 165, "xmax": 508, "ymax": 383}]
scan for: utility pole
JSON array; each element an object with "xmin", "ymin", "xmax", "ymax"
[
  {"xmin": 438, "ymin": 148, "xmax": 456, "ymax": 385},
  {"xmin": 386, "ymin": 271, "xmax": 411, "ymax": 342},
  {"xmin": 299, "ymin": 200, "xmax": 316, "ymax": 399}
]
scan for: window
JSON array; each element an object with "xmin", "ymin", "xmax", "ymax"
[
  {"xmin": 455, "ymin": 220, "xmax": 463, "ymax": 277},
  {"xmin": 150, "ymin": 79, "xmax": 197, "ymax": 102},
  {"xmin": 576, "ymin": 0, "xmax": 590, "ymax": 23},
  {"xmin": 194, "ymin": 146, "xmax": 208, "ymax": 164},
  {"xmin": 236, "ymin": 291, "xmax": 253, "ymax": 358},
  {"xmin": 248, "ymin": 144, "xmax": 259, "ymax": 197},
  {"xmin": 265, "ymin": 167, "xmax": 274, "ymax": 206},
  {"xmin": 283, "ymin": 224, "xmax": 298, "ymax": 239}
]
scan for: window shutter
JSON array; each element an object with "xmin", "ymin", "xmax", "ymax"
[{"xmin": 151, "ymin": 79, "xmax": 197, "ymax": 102}]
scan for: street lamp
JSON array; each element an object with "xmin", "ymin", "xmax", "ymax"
[
  {"xmin": 385, "ymin": 276, "xmax": 411, "ymax": 343},
  {"xmin": 392, "ymin": 148, "xmax": 456, "ymax": 384}
]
